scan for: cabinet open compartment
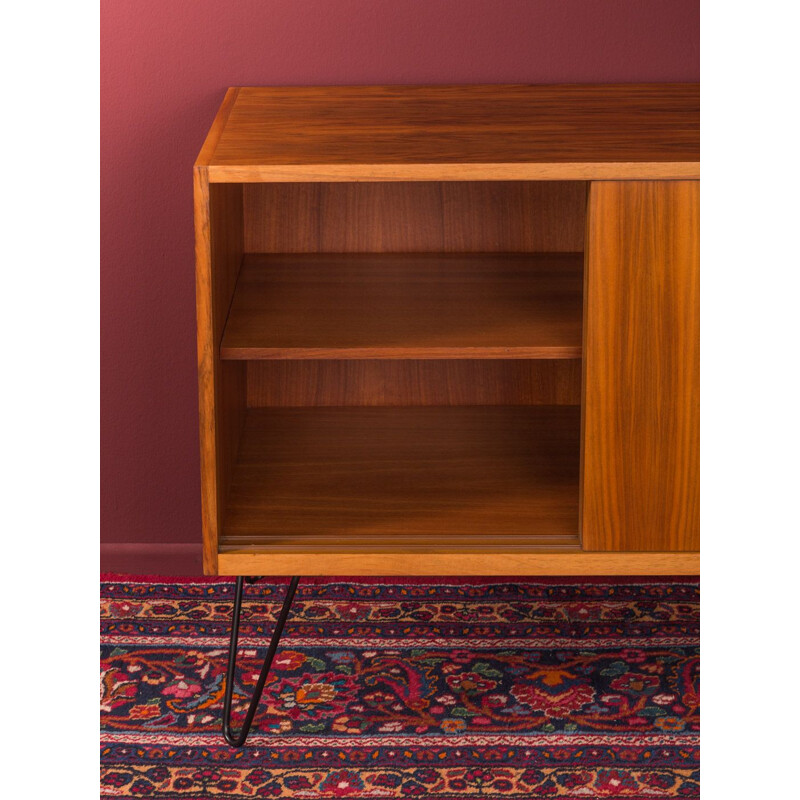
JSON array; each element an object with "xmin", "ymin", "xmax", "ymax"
[{"xmin": 208, "ymin": 180, "xmax": 586, "ymax": 567}]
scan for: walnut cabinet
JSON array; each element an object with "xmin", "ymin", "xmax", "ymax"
[{"xmin": 194, "ymin": 85, "xmax": 699, "ymax": 576}]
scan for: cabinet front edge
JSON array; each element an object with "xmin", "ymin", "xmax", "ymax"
[{"xmin": 206, "ymin": 162, "xmax": 700, "ymax": 183}]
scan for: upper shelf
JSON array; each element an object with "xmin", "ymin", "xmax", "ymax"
[
  {"xmin": 220, "ymin": 253, "xmax": 583, "ymax": 360},
  {"xmin": 196, "ymin": 84, "xmax": 699, "ymax": 182}
]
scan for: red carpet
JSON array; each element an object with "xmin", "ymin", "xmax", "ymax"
[{"xmin": 101, "ymin": 575, "xmax": 699, "ymax": 798}]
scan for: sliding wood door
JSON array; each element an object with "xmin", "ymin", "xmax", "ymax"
[{"xmin": 581, "ymin": 181, "xmax": 699, "ymax": 551}]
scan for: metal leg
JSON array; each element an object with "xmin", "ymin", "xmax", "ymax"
[{"xmin": 222, "ymin": 575, "xmax": 300, "ymax": 747}]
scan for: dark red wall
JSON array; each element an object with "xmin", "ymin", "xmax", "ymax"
[{"xmin": 101, "ymin": 0, "xmax": 699, "ymax": 574}]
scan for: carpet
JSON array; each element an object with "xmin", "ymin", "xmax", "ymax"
[{"xmin": 100, "ymin": 576, "xmax": 699, "ymax": 798}]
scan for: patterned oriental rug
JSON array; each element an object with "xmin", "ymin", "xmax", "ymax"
[{"xmin": 100, "ymin": 576, "xmax": 699, "ymax": 799}]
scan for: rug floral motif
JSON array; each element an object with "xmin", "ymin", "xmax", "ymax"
[{"xmin": 101, "ymin": 576, "xmax": 699, "ymax": 798}]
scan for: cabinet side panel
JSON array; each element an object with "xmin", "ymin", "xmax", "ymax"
[
  {"xmin": 195, "ymin": 173, "xmax": 245, "ymax": 574},
  {"xmin": 581, "ymin": 181, "xmax": 699, "ymax": 551}
]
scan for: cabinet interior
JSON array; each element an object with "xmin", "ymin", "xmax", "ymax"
[{"xmin": 213, "ymin": 181, "xmax": 587, "ymax": 555}]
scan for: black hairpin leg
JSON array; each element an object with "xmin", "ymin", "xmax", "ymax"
[{"xmin": 222, "ymin": 575, "xmax": 300, "ymax": 747}]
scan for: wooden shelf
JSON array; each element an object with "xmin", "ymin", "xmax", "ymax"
[
  {"xmin": 220, "ymin": 253, "xmax": 583, "ymax": 360},
  {"xmin": 220, "ymin": 406, "xmax": 580, "ymax": 553}
]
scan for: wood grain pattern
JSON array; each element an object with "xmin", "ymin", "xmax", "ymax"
[
  {"xmin": 218, "ymin": 551, "xmax": 699, "ymax": 576},
  {"xmin": 581, "ymin": 181, "xmax": 699, "ymax": 552},
  {"xmin": 217, "ymin": 163, "xmax": 699, "ymax": 182},
  {"xmin": 221, "ymin": 406, "xmax": 580, "ymax": 552},
  {"xmin": 244, "ymin": 182, "xmax": 586, "ymax": 253},
  {"xmin": 205, "ymin": 84, "xmax": 699, "ymax": 181},
  {"xmin": 246, "ymin": 360, "xmax": 581, "ymax": 407},
  {"xmin": 194, "ymin": 172, "xmax": 245, "ymax": 574},
  {"xmin": 194, "ymin": 87, "xmax": 701, "ymax": 576},
  {"xmin": 220, "ymin": 253, "xmax": 583, "ymax": 359}
]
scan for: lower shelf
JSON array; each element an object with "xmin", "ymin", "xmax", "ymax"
[{"xmin": 221, "ymin": 406, "xmax": 581, "ymax": 554}]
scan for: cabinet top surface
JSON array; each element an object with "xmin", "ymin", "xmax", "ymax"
[{"xmin": 196, "ymin": 84, "xmax": 699, "ymax": 182}]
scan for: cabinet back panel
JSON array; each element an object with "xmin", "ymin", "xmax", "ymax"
[
  {"xmin": 247, "ymin": 360, "xmax": 581, "ymax": 407},
  {"xmin": 243, "ymin": 182, "xmax": 586, "ymax": 253}
]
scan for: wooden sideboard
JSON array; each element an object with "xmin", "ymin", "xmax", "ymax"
[{"xmin": 194, "ymin": 84, "xmax": 699, "ymax": 577}]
